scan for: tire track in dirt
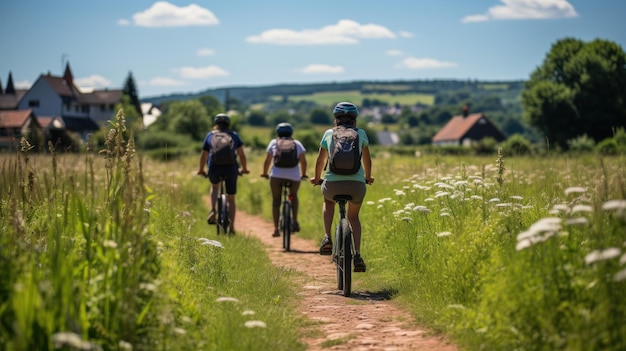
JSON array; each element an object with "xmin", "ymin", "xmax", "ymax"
[{"xmin": 234, "ymin": 211, "xmax": 459, "ymax": 351}]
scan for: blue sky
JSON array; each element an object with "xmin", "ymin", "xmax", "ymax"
[{"xmin": 1, "ymin": 0, "xmax": 624, "ymax": 98}]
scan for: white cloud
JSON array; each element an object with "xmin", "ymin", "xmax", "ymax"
[
  {"xmin": 301, "ymin": 64, "xmax": 344, "ymax": 74},
  {"xmin": 132, "ymin": 1, "xmax": 219, "ymax": 27},
  {"xmin": 75, "ymin": 75, "xmax": 112, "ymax": 89},
  {"xmin": 462, "ymin": 0, "xmax": 578, "ymax": 23},
  {"xmin": 397, "ymin": 57, "xmax": 458, "ymax": 69},
  {"xmin": 14, "ymin": 80, "xmax": 31, "ymax": 89},
  {"xmin": 173, "ymin": 65, "xmax": 229, "ymax": 79},
  {"xmin": 148, "ymin": 77, "xmax": 186, "ymax": 87},
  {"xmin": 117, "ymin": 18, "xmax": 130, "ymax": 26},
  {"xmin": 386, "ymin": 49, "xmax": 404, "ymax": 56},
  {"xmin": 197, "ymin": 48, "xmax": 215, "ymax": 57},
  {"xmin": 246, "ymin": 19, "xmax": 395, "ymax": 45},
  {"xmin": 398, "ymin": 31, "xmax": 414, "ymax": 38}
]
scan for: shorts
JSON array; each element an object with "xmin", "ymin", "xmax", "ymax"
[
  {"xmin": 321, "ymin": 180, "xmax": 366, "ymax": 204},
  {"xmin": 208, "ymin": 164, "xmax": 239, "ymax": 194}
]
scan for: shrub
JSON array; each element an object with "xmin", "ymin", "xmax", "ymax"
[
  {"xmin": 500, "ymin": 133, "xmax": 534, "ymax": 156},
  {"xmin": 136, "ymin": 131, "xmax": 190, "ymax": 150},
  {"xmin": 596, "ymin": 138, "xmax": 618, "ymax": 155},
  {"xmin": 567, "ymin": 134, "xmax": 596, "ymax": 153}
]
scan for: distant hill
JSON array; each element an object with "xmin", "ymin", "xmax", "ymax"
[{"xmin": 141, "ymin": 79, "xmax": 526, "ymax": 107}]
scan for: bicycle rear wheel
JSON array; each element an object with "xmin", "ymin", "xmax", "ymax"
[
  {"xmin": 281, "ymin": 201, "xmax": 292, "ymax": 251},
  {"xmin": 217, "ymin": 193, "xmax": 229, "ymax": 235},
  {"xmin": 335, "ymin": 221, "xmax": 343, "ymax": 290},
  {"xmin": 341, "ymin": 218, "xmax": 352, "ymax": 297}
]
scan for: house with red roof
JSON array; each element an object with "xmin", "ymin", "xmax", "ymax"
[
  {"xmin": 432, "ymin": 106, "xmax": 506, "ymax": 146},
  {"xmin": 14, "ymin": 62, "xmax": 122, "ymax": 140},
  {"xmin": 0, "ymin": 109, "xmax": 43, "ymax": 151}
]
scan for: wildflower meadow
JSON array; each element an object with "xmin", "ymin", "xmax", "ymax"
[{"xmin": 1, "ymin": 111, "xmax": 625, "ymax": 350}]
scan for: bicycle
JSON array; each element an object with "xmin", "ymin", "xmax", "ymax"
[
  {"xmin": 332, "ymin": 194, "xmax": 354, "ymax": 297},
  {"xmin": 215, "ymin": 176, "xmax": 232, "ymax": 235},
  {"xmin": 279, "ymin": 180, "xmax": 294, "ymax": 251}
]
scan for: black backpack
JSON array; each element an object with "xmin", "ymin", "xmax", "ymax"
[
  {"xmin": 210, "ymin": 131, "xmax": 236, "ymax": 165},
  {"xmin": 328, "ymin": 125, "xmax": 361, "ymax": 175},
  {"xmin": 273, "ymin": 137, "xmax": 299, "ymax": 168}
]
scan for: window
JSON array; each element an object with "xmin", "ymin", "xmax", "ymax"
[
  {"xmin": 81, "ymin": 105, "xmax": 89, "ymax": 113},
  {"xmin": 28, "ymin": 100, "xmax": 40, "ymax": 108},
  {"xmin": 100, "ymin": 104, "xmax": 106, "ymax": 112}
]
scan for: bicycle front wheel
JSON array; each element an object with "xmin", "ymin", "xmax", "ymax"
[
  {"xmin": 281, "ymin": 201, "xmax": 292, "ymax": 251},
  {"xmin": 340, "ymin": 218, "xmax": 352, "ymax": 297},
  {"xmin": 217, "ymin": 193, "xmax": 229, "ymax": 235}
]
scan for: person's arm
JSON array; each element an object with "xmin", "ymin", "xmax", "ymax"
[
  {"xmin": 237, "ymin": 147, "xmax": 249, "ymax": 174},
  {"xmin": 310, "ymin": 147, "xmax": 327, "ymax": 185},
  {"xmin": 361, "ymin": 146, "xmax": 374, "ymax": 184},
  {"xmin": 198, "ymin": 150, "xmax": 209, "ymax": 175},
  {"xmin": 261, "ymin": 152, "xmax": 272, "ymax": 177},
  {"xmin": 299, "ymin": 151, "xmax": 308, "ymax": 178}
]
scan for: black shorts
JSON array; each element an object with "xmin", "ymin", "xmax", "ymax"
[{"xmin": 208, "ymin": 164, "xmax": 239, "ymax": 194}]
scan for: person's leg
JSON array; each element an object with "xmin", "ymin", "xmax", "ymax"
[
  {"xmin": 227, "ymin": 194, "xmax": 236, "ymax": 230},
  {"xmin": 323, "ymin": 198, "xmax": 336, "ymax": 238},
  {"xmin": 269, "ymin": 178, "xmax": 282, "ymax": 235},
  {"xmin": 347, "ymin": 202, "xmax": 363, "ymax": 253},
  {"xmin": 289, "ymin": 180, "xmax": 301, "ymax": 230},
  {"xmin": 225, "ymin": 166, "xmax": 239, "ymax": 233}
]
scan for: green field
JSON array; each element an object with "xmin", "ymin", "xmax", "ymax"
[
  {"xmin": 2, "ymin": 118, "xmax": 625, "ymax": 350},
  {"xmin": 272, "ymin": 90, "xmax": 436, "ymax": 106}
]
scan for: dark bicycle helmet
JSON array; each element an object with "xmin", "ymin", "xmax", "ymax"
[
  {"xmin": 213, "ymin": 113, "xmax": 231, "ymax": 127},
  {"xmin": 333, "ymin": 102, "xmax": 359, "ymax": 119},
  {"xmin": 276, "ymin": 122, "xmax": 293, "ymax": 137}
]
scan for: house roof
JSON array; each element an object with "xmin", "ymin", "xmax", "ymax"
[
  {"xmin": 432, "ymin": 113, "xmax": 485, "ymax": 143},
  {"xmin": 0, "ymin": 109, "xmax": 34, "ymax": 128},
  {"xmin": 79, "ymin": 89, "xmax": 123, "ymax": 104},
  {"xmin": 42, "ymin": 74, "xmax": 80, "ymax": 98},
  {"xmin": 0, "ymin": 90, "xmax": 27, "ymax": 109}
]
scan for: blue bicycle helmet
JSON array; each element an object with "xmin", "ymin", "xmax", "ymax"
[
  {"xmin": 276, "ymin": 122, "xmax": 293, "ymax": 137},
  {"xmin": 213, "ymin": 113, "xmax": 231, "ymax": 127},
  {"xmin": 333, "ymin": 102, "xmax": 359, "ymax": 119}
]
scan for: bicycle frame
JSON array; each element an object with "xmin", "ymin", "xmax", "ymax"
[
  {"xmin": 216, "ymin": 177, "xmax": 231, "ymax": 235},
  {"xmin": 279, "ymin": 181, "xmax": 293, "ymax": 251},
  {"xmin": 332, "ymin": 195, "xmax": 354, "ymax": 297}
]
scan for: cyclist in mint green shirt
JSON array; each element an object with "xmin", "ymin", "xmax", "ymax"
[{"xmin": 310, "ymin": 102, "xmax": 374, "ymax": 272}]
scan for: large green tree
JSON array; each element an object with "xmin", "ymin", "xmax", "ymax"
[
  {"xmin": 522, "ymin": 38, "xmax": 626, "ymax": 148},
  {"xmin": 166, "ymin": 100, "xmax": 211, "ymax": 141}
]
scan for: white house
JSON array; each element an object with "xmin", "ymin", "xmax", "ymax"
[{"xmin": 16, "ymin": 63, "xmax": 122, "ymax": 139}]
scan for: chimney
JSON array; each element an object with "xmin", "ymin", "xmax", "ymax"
[{"xmin": 462, "ymin": 104, "xmax": 469, "ymax": 118}]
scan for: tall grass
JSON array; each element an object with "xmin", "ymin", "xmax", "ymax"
[
  {"xmin": 0, "ymin": 112, "xmax": 305, "ymax": 351},
  {"xmin": 238, "ymin": 149, "xmax": 626, "ymax": 351}
]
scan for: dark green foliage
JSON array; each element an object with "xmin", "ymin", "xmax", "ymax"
[
  {"xmin": 500, "ymin": 133, "xmax": 535, "ymax": 156},
  {"xmin": 122, "ymin": 72, "xmax": 143, "ymax": 117},
  {"xmin": 309, "ymin": 108, "xmax": 331, "ymax": 125},
  {"xmin": 522, "ymin": 38, "xmax": 626, "ymax": 148}
]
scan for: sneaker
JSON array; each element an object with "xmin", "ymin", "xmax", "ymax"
[
  {"xmin": 207, "ymin": 210, "xmax": 216, "ymax": 225},
  {"xmin": 353, "ymin": 254, "xmax": 366, "ymax": 272},
  {"xmin": 292, "ymin": 222, "xmax": 300, "ymax": 232},
  {"xmin": 272, "ymin": 229, "xmax": 280, "ymax": 237},
  {"xmin": 319, "ymin": 236, "xmax": 332, "ymax": 255},
  {"xmin": 228, "ymin": 225, "xmax": 235, "ymax": 235}
]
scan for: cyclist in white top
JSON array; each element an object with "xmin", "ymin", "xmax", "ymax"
[{"xmin": 261, "ymin": 123, "xmax": 308, "ymax": 237}]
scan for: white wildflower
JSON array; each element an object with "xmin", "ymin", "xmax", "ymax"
[
  {"xmin": 564, "ymin": 217, "xmax": 589, "ymax": 226},
  {"xmin": 394, "ymin": 190, "xmax": 406, "ymax": 196},
  {"xmin": 378, "ymin": 197, "xmax": 392, "ymax": 203},
  {"xmin": 174, "ymin": 327, "xmax": 187, "ymax": 335},
  {"xmin": 620, "ymin": 253, "xmax": 626, "ymax": 266},
  {"xmin": 242, "ymin": 310, "xmax": 256, "ymax": 316},
  {"xmin": 424, "ymin": 198, "xmax": 434, "ymax": 202},
  {"xmin": 393, "ymin": 210, "xmax": 406, "ymax": 216},
  {"xmin": 602, "ymin": 200, "xmax": 626, "ymax": 211},
  {"xmin": 119, "ymin": 340, "xmax": 133, "ymax": 351},
  {"xmin": 564, "ymin": 186, "xmax": 587, "ymax": 196},
  {"xmin": 412, "ymin": 206, "xmax": 431, "ymax": 214},
  {"xmin": 551, "ymin": 204, "xmax": 570, "ymax": 213},
  {"xmin": 366, "ymin": 201, "xmax": 375, "ymax": 205},
  {"xmin": 585, "ymin": 248, "xmax": 621, "ymax": 265},
  {"xmin": 510, "ymin": 195, "xmax": 524, "ymax": 201},
  {"xmin": 470, "ymin": 195, "xmax": 483, "ymax": 200},
  {"xmin": 516, "ymin": 239, "xmax": 532, "ymax": 251},
  {"xmin": 377, "ymin": 205, "xmax": 383, "ymax": 209},
  {"xmin": 496, "ymin": 203, "xmax": 512, "ymax": 208},
  {"xmin": 437, "ymin": 231, "xmax": 452, "ymax": 237},
  {"xmin": 401, "ymin": 217, "xmax": 413, "ymax": 222},
  {"xmin": 244, "ymin": 320, "xmax": 267, "ymax": 328},
  {"xmin": 216, "ymin": 297, "xmax": 239, "ymax": 303},
  {"xmin": 614, "ymin": 268, "xmax": 626, "ymax": 282},
  {"xmin": 198, "ymin": 238, "xmax": 224, "ymax": 248},
  {"xmin": 103, "ymin": 240, "xmax": 118, "ymax": 249},
  {"xmin": 571, "ymin": 205, "xmax": 593, "ymax": 213},
  {"xmin": 435, "ymin": 191, "xmax": 450, "ymax": 198},
  {"xmin": 440, "ymin": 212, "xmax": 450, "ymax": 217},
  {"xmin": 488, "ymin": 198, "xmax": 501, "ymax": 203}
]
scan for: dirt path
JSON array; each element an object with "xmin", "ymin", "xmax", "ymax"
[{"xmin": 234, "ymin": 211, "xmax": 459, "ymax": 351}]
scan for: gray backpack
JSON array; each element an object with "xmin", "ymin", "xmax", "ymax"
[
  {"xmin": 273, "ymin": 137, "xmax": 299, "ymax": 168},
  {"xmin": 210, "ymin": 131, "xmax": 236, "ymax": 165},
  {"xmin": 328, "ymin": 125, "xmax": 361, "ymax": 175}
]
